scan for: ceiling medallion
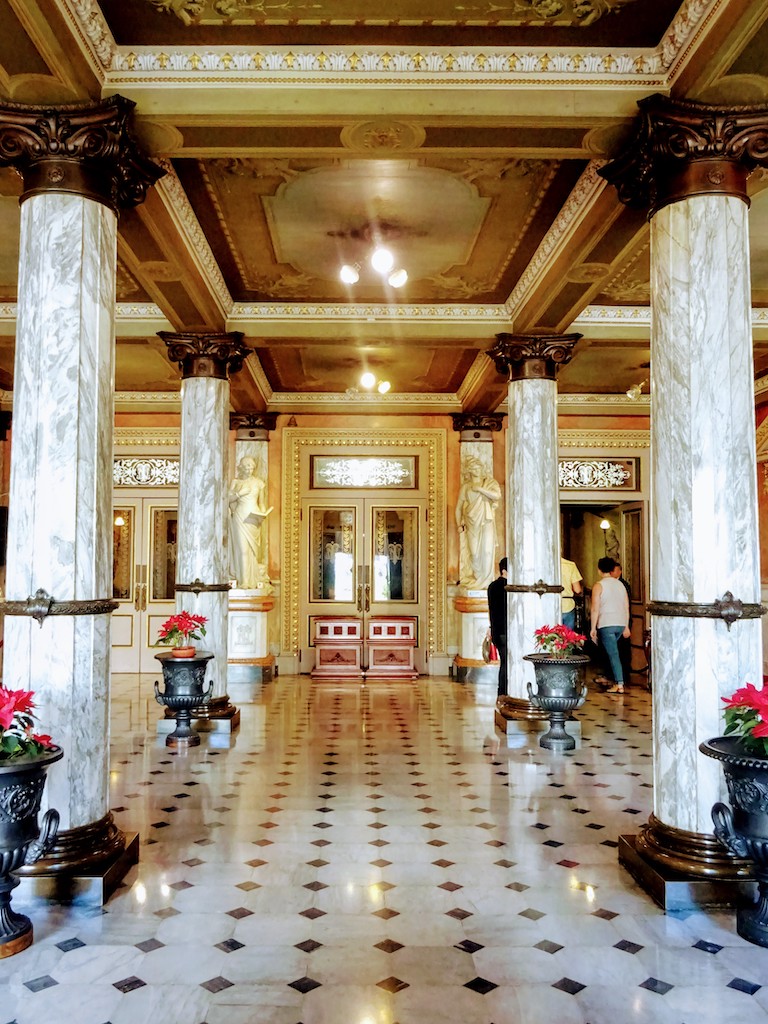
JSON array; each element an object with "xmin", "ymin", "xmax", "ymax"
[
  {"xmin": 340, "ymin": 121, "xmax": 426, "ymax": 153},
  {"xmin": 566, "ymin": 262, "xmax": 611, "ymax": 284}
]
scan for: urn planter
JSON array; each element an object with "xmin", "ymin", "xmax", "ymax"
[
  {"xmin": 700, "ymin": 736, "xmax": 768, "ymax": 947},
  {"xmin": 524, "ymin": 653, "xmax": 589, "ymax": 750},
  {"xmin": 0, "ymin": 746, "xmax": 63, "ymax": 957},
  {"xmin": 155, "ymin": 650, "xmax": 214, "ymax": 747}
]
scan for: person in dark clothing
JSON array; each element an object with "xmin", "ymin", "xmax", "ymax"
[{"xmin": 487, "ymin": 557, "xmax": 508, "ymax": 698}]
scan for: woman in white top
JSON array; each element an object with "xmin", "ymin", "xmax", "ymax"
[{"xmin": 590, "ymin": 556, "xmax": 630, "ymax": 693}]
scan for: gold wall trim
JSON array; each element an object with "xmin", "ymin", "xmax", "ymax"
[
  {"xmin": 558, "ymin": 429, "xmax": 650, "ymax": 449},
  {"xmin": 281, "ymin": 427, "xmax": 446, "ymax": 661}
]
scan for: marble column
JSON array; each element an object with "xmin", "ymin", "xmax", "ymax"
[
  {"xmin": 450, "ymin": 413, "xmax": 505, "ymax": 681},
  {"xmin": 601, "ymin": 94, "xmax": 768, "ymax": 904},
  {"xmin": 488, "ymin": 334, "xmax": 580, "ymax": 717},
  {"xmin": 160, "ymin": 333, "xmax": 251, "ymax": 730},
  {"xmin": 0, "ymin": 98, "xmax": 162, "ymax": 896},
  {"xmin": 228, "ymin": 412, "xmax": 277, "ymax": 688}
]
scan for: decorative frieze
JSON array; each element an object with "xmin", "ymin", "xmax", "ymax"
[
  {"xmin": 559, "ymin": 457, "xmax": 637, "ymax": 489},
  {"xmin": 113, "ymin": 457, "xmax": 180, "ymax": 487}
]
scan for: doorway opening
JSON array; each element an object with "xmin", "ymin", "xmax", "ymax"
[{"xmin": 561, "ymin": 501, "xmax": 648, "ymax": 686}]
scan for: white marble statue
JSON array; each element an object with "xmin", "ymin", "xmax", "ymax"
[
  {"xmin": 455, "ymin": 457, "xmax": 502, "ymax": 589},
  {"xmin": 228, "ymin": 456, "xmax": 271, "ymax": 589}
]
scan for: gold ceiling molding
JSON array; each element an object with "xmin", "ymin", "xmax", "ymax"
[
  {"xmin": 557, "ymin": 392, "xmax": 650, "ymax": 408},
  {"xmin": 91, "ymin": 3, "xmax": 723, "ymax": 81},
  {"xmin": 243, "ymin": 352, "xmax": 273, "ymax": 402},
  {"xmin": 558, "ymin": 428, "xmax": 650, "ymax": 448},
  {"xmin": 115, "ymin": 302, "xmax": 169, "ymax": 320},
  {"xmin": 63, "ymin": 0, "xmax": 723, "ymax": 88},
  {"xmin": 155, "ymin": 158, "xmax": 233, "ymax": 315},
  {"xmin": 115, "ymin": 392, "xmax": 180, "ymax": 405},
  {"xmin": 61, "ymin": 0, "xmax": 115, "ymax": 71},
  {"xmin": 267, "ymin": 391, "xmax": 460, "ymax": 409},
  {"xmin": 572, "ymin": 304, "xmax": 650, "ymax": 325},
  {"xmin": 505, "ymin": 160, "xmax": 607, "ymax": 316},
  {"xmin": 457, "ymin": 352, "xmax": 496, "ymax": 404},
  {"xmin": 114, "ymin": 426, "xmax": 181, "ymax": 447},
  {"xmin": 228, "ymin": 302, "xmax": 507, "ymax": 321}
]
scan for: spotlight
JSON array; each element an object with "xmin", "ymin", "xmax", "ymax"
[
  {"xmin": 360, "ymin": 372, "xmax": 376, "ymax": 389},
  {"xmin": 377, "ymin": 380, "xmax": 391, "ymax": 394},
  {"xmin": 370, "ymin": 247, "xmax": 394, "ymax": 274},
  {"xmin": 626, "ymin": 379, "xmax": 647, "ymax": 400},
  {"xmin": 340, "ymin": 264, "xmax": 360, "ymax": 284},
  {"xmin": 387, "ymin": 268, "xmax": 408, "ymax": 288}
]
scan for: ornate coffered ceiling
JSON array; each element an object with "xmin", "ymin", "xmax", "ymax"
[{"xmin": 0, "ymin": 0, "xmax": 766, "ymax": 414}]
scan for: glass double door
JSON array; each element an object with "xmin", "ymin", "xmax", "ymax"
[
  {"xmin": 301, "ymin": 498, "xmax": 425, "ymax": 672},
  {"xmin": 111, "ymin": 495, "xmax": 178, "ymax": 673}
]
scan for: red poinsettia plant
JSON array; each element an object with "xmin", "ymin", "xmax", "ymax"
[
  {"xmin": 533, "ymin": 624, "xmax": 587, "ymax": 658},
  {"xmin": 0, "ymin": 687, "xmax": 56, "ymax": 761},
  {"xmin": 722, "ymin": 682, "xmax": 768, "ymax": 756},
  {"xmin": 157, "ymin": 611, "xmax": 207, "ymax": 648}
]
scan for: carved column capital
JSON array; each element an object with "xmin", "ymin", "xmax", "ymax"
[
  {"xmin": 600, "ymin": 93, "xmax": 768, "ymax": 216},
  {"xmin": 489, "ymin": 333, "xmax": 581, "ymax": 382},
  {"xmin": 451, "ymin": 413, "xmax": 505, "ymax": 434},
  {"xmin": 160, "ymin": 331, "xmax": 250, "ymax": 380},
  {"xmin": 0, "ymin": 96, "xmax": 164, "ymax": 213},
  {"xmin": 230, "ymin": 412, "xmax": 278, "ymax": 437}
]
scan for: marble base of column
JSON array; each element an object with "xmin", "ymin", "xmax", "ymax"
[
  {"xmin": 15, "ymin": 812, "xmax": 139, "ymax": 907},
  {"xmin": 619, "ymin": 813, "xmax": 756, "ymax": 912},
  {"xmin": 160, "ymin": 694, "xmax": 241, "ymax": 733}
]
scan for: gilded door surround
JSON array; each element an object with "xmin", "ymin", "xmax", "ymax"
[{"xmin": 281, "ymin": 428, "xmax": 446, "ymax": 664}]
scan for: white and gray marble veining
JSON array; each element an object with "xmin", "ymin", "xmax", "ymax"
[
  {"xmin": 4, "ymin": 193, "xmax": 117, "ymax": 829},
  {"xmin": 651, "ymin": 195, "xmax": 762, "ymax": 832},
  {"xmin": 177, "ymin": 375, "xmax": 230, "ymax": 696},
  {"xmin": 505, "ymin": 376, "xmax": 561, "ymax": 700}
]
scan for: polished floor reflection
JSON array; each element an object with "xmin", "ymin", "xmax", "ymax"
[{"xmin": 1, "ymin": 674, "xmax": 767, "ymax": 1024}]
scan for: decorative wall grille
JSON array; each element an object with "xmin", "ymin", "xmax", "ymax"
[
  {"xmin": 113, "ymin": 457, "xmax": 180, "ymax": 487},
  {"xmin": 558, "ymin": 458, "xmax": 636, "ymax": 490}
]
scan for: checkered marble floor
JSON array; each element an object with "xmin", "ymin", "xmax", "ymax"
[{"xmin": 1, "ymin": 673, "xmax": 767, "ymax": 1024}]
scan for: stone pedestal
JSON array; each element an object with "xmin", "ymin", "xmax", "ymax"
[
  {"xmin": 228, "ymin": 589, "xmax": 275, "ymax": 689},
  {"xmin": 453, "ymin": 592, "xmax": 495, "ymax": 683}
]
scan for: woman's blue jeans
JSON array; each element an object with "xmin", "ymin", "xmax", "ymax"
[{"xmin": 598, "ymin": 625, "xmax": 625, "ymax": 684}]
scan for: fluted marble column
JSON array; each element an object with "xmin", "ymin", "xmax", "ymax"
[
  {"xmin": 601, "ymin": 94, "xmax": 768, "ymax": 900},
  {"xmin": 0, "ymin": 98, "xmax": 162, "ymax": 888},
  {"xmin": 161, "ymin": 333, "xmax": 251, "ymax": 728},
  {"xmin": 488, "ymin": 334, "xmax": 580, "ymax": 711}
]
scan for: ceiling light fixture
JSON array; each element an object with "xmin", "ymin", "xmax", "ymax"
[
  {"xmin": 626, "ymin": 379, "xmax": 647, "ymax": 400},
  {"xmin": 338, "ymin": 233, "xmax": 408, "ymax": 289},
  {"xmin": 359, "ymin": 372, "xmax": 392, "ymax": 395}
]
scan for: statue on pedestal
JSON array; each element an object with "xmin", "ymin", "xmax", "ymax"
[
  {"xmin": 455, "ymin": 457, "xmax": 501, "ymax": 589},
  {"xmin": 228, "ymin": 456, "xmax": 272, "ymax": 590}
]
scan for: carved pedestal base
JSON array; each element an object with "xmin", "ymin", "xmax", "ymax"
[
  {"xmin": 619, "ymin": 814, "xmax": 755, "ymax": 912},
  {"xmin": 16, "ymin": 812, "xmax": 139, "ymax": 907}
]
